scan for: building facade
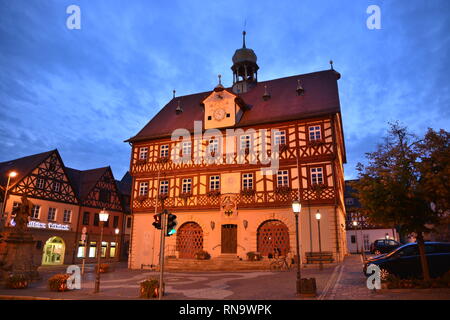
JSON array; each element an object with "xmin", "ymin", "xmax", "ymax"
[
  {"xmin": 344, "ymin": 179, "xmax": 399, "ymax": 253},
  {"xmin": 0, "ymin": 150, "xmax": 130, "ymax": 266},
  {"xmin": 127, "ymin": 34, "xmax": 348, "ymax": 268}
]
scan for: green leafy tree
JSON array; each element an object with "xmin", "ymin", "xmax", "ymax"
[{"xmin": 354, "ymin": 123, "xmax": 448, "ymax": 281}]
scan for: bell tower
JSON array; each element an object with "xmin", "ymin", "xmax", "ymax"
[{"xmin": 231, "ymin": 31, "xmax": 259, "ymax": 94}]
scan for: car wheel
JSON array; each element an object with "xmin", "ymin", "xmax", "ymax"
[
  {"xmin": 374, "ymin": 250, "xmax": 381, "ymax": 255},
  {"xmin": 380, "ymin": 268, "xmax": 390, "ymax": 281}
]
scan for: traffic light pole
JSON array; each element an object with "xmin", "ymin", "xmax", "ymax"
[{"xmin": 158, "ymin": 208, "xmax": 167, "ymax": 300}]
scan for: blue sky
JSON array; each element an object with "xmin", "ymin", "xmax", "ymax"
[{"xmin": 0, "ymin": 0, "xmax": 449, "ymax": 180}]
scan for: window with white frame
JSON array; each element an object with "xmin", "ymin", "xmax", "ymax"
[
  {"xmin": 139, "ymin": 147, "xmax": 148, "ymax": 160},
  {"xmin": 182, "ymin": 141, "xmax": 192, "ymax": 157},
  {"xmin": 309, "ymin": 125, "xmax": 322, "ymax": 141},
  {"xmin": 63, "ymin": 209, "xmax": 72, "ymax": 223},
  {"xmin": 208, "ymin": 138, "xmax": 219, "ymax": 154},
  {"xmin": 31, "ymin": 205, "xmax": 40, "ymax": 219},
  {"xmin": 109, "ymin": 242, "xmax": 117, "ymax": 258},
  {"xmin": 182, "ymin": 178, "xmax": 192, "ymax": 194},
  {"xmin": 277, "ymin": 170, "xmax": 289, "ymax": 187},
  {"xmin": 36, "ymin": 178, "xmax": 45, "ymax": 189},
  {"xmin": 209, "ymin": 175, "xmax": 220, "ymax": 191},
  {"xmin": 139, "ymin": 182, "xmax": 149, "ymax": 196},
  {"xmin": 242, "ymin": 173, "xmax": 253, "ymax": 190},
  {"xmin": 47, "ymin": 207, "xmax": 57, "ymax": 221},
  {"xmin": 77, "ymin": 241, "xmax": 86, "ymax": 258},
  {"xmin": 160, "ymin": 144, "xmax": 169, "ymax": 158},
  {"xmin": 159, "ymin": 180, "xmax": 169, "ymax": 195},
  {"xmin": 311, "ymin": 167, "xmax": 324, "ymax": 185},
  {"xmin": 53, "ymin": 181, "xmax": 60, "ymax": 192},
  {"xmin": 240, "ymin": 135, "xmax": 251, "ymax": 151},
  {"xmin": 273, "ymin": 130, "xmax": 286, "ymax": 145},
  {"xmin": 101, "ymin": 241, "xmax": 108, "ymax": 258}
]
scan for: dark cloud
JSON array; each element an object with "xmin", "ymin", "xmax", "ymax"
[{"xmin": 0, "ymin": 0, "xmax": 449, "ymax": 180}]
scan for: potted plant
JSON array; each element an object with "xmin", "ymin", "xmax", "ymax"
[
  {"xmin": 5, "ymin": 273, "xmax": 29, "ymax": 289},
  {"xmin": 179, "ymin": 192, "xmax": 192, "ymax": 199},
  {"xmin": 241, "ymin": 188, "xmax": 255, "ymax": 196},
  {"xmin": 275, "ymin": 186, "xmax": 291, "ymax": 195},
  {"xmin": 48, "ymin": 274, "xmax": 71, "ymax": 292},
  {"xmin": 140, "ymin": 278, "xmax": 164, "ymax": 298},
  {"xmin": 310, "ymin": 183, "xmax": 327, "ymax": 193},
  {"xmin": 156, "ymin": 157, "xmax": 169, "ymax": 164},
  {"xmin": 195, "ymin": 250, "xmax": 211, "ymax": 260},
  {"xmin": 246, "ymin": 251, "xmax": 262, "ymax": 261},
  {"xmin": 207, "ymin": 190, "xmax": 221, "ymax": 197},
  {"xmin": 95, "ymin": 263, "xmax": 110, "ymax": 273}
]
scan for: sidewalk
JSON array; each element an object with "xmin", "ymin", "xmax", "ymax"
[{"xmin": 322, "ymin": 254, "xmax": 450, "ymax": 300}]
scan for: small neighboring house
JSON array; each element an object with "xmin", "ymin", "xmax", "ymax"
[
  {"xmin": 0, "ymin": 149, "xmax": 131, "ymax": 266},
  {"xmin": 344, "ymin": 179, "xmax": 399, "ymax": 253}
]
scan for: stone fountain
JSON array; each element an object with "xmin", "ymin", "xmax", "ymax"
[{"xmin": 0, "ymin": 196, "xmax": 40, "ymax": 284}]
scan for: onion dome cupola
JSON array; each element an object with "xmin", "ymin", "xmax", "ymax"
[{"xmin": 231, "ymin": 31, "xmax": 259, "ymax": 94}]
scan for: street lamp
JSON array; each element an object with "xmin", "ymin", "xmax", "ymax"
[
  {"xmin": 352, "ymin": 220, "xmax": 359, "ymax": 254},
  {"xmin": 115, "ymin": 227, "xmax": 120, "ymax": 261},
  {"xmin": 94, "ymin": 209, "xmax": 109, "ymax": 293},
  {"xmin": 292, "ymin": 200, "xmax": 302, "ymax": 294},
  {"xmin": 315, "ymin": 210, "xmax": 323, "ymax": 271},
  {"xmin": 1, "ymin": 171, "xmax": 17, "ymax": 221}
]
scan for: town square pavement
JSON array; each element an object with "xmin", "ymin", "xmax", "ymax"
[{"xmin": 0, "ymin": 255, "xmax": 449, "ymax": 300}]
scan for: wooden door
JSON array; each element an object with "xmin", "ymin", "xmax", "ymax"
[{"xmin": 221, "ymin": 224, "xmax": 237, "ymax": 253}]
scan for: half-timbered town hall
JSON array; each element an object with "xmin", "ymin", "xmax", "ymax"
[{"xmin": 126, "ymin": 33, "xmax": 348, "ymax": 268}]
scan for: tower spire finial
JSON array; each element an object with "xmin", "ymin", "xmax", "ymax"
[{"xmin": 242, "ymin": 30, "xmax": 246, "ymax": 48}]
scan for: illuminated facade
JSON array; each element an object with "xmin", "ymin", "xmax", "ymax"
[
  {"xmin": 127, "ymin": 34, "xmax": 348, "ymax": 268},
  {"xmin": 0, "ymin": 150, "xmax": 130, "ymax": 266}
]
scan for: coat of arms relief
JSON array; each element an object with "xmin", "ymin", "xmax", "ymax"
[{"xmin": 220, "ymin": 194, "xmax": 238, "ymax": 217}]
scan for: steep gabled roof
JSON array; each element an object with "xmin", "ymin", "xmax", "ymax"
[
  {"xmin": 0, "ymin": 150, "xmax": 55, "ymax": 190},
  {"xmin": 65, "ymin": 166, "xmax": 109, "ymax": 201},
  {"xmin": 116, "ymin": 172, "xmax": 132, "ymax": 196},
  {"xmin": 126, "ymin": 69, "xmax": 342, "ymax": 142}
]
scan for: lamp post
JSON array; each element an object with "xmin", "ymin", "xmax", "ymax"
[
  {"xmin": 292, "ymin": 200, "xmax": 302, "ymax": 294},
  {"xmin": 115, "ymin": 228, "xmax": 120, "ymax": 261},
  {"xmin": 94, "ymin": 209, "xmax": 109, "ymax": 293},
  {"xmin": 352, "ymin": 220, "xmax": 359, "ymax": 255},
  {"xmin": 1, "ymin": 171, "xmax": 17, "ymax": 221},
  {"xmin": 315, "ymin": 210, "xmax": 323, "ymax": 271}
]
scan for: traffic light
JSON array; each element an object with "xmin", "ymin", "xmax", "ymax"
[
  {"xmin": 152, "ymin": 213, "xmax": 161, "ymax": 230},
  {"xmin": 166, "ymin": 212, "xmax": 177, "ymax": 236}
]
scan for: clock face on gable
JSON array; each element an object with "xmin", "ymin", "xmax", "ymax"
[{"xmin": 213, "ymin": 108, "xmax": 226, "ymax": 121}]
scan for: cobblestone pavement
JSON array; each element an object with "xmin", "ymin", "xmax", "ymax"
[
  {"xmin": 0, "ymin": 262, "xmax": 336, "ymax": 300},
  {"xmin": 1, "ymin": 256, "xmax": 449, "ymax": 300},
  {"xmin": 321, "ymin": 255, "xmax": 450, "ymax": 300}
]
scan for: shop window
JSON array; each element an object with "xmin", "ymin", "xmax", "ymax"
[
  {"xmin": 77, "ymin": 241, "xmax": 86, "ymax": 258},
  {"xmin": 110, "ymin": 242, "xmax": 117, "ymax": 258},
  {"xmin": 101, "ymin": 242, "xmax": 108, "ymax": 258},
  {"xmin": 89, "ymin": 242, "xmax": 97, "ymax": 258}
]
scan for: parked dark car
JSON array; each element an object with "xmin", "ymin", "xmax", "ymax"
[
  {"xmin": 370, "ymin": 239, "xmax": 401, "ymax": 255},
  {"xmin": 364, "ymin": 242, "xmax": 450, "ymax": 280}
]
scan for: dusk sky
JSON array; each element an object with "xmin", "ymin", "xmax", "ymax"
[{"xmin": 1, "ymin": 0, "xmax": 449, "ymax": 180}]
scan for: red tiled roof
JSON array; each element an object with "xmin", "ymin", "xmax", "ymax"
[{"xmin": 126, "ymin": 69, "xmax": 342, "ymax": 142}]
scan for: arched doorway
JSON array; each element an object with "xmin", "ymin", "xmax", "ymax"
[
  {"xmin": 176, "ymin": 222, "xmax": 203, "ymax": 259},
  {"xmin": 42, "ymin": 236, "xmax": 65, "ymax": 265},
  {"xmin": 257, "ymin": 220, "xmax": 290, "ymax": 256}
]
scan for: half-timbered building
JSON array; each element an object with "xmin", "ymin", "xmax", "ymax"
[
  {"xmin": 0, "ymin": 149, "xmax": 130, "ymax": 266},
  {"xmin": 126, "ymin": 33, "xmax": 348, "ymax": 268}
]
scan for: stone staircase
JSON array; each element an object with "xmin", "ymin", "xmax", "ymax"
[{"xmin": 160, "ymin": 255, "xmax": 273, "ymax": 271}]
